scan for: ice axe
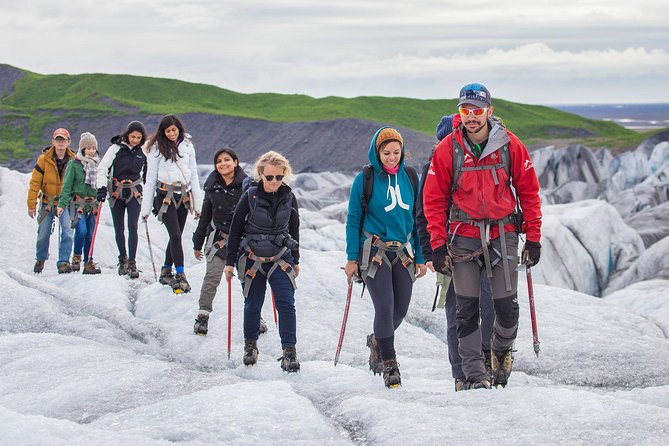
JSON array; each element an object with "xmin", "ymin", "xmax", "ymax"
[
  {"xmin": 227, "ymin": 275, "xmax": 232, "ymax": 360},
  {"xmin": 334, "ymin": 281, "xmax": 353, "ymax": 366},
  {"xmin": 143, "ymin": 219, "xmax": 158, "ymax": 282},
  {"xmin": 526, "ymin": 266, "xmax": 540, "ymax": 357},
  {"xmin": 87, "ymin": 202, "xmax": 103, "ymax": 260}
]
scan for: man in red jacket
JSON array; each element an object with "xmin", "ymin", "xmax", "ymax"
[{"xmin": 423, "ymin": 83, "xmax": 542, "ymax": 390}]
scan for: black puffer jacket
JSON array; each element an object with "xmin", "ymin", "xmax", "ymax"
[{"xmin": 192, "ymin": 166, "xmax": 248, "ymax": 260}]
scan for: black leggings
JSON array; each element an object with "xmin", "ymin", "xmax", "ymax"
[
  {"xmin": 110, "ymin": 198, "xmax": 141, "ymax": 260},
  {"xmin": 154, "ymin": 196, "xmax": 189, "ymax": 268}
]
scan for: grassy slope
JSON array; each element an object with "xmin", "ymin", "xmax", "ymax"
[{"xmin": 0, "ymin": 67, "xmax": 658, "ymax": 161}]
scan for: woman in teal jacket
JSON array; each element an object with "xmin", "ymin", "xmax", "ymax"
[
  {"xmin": 344, "ymin": 126, "xmax": 426, "ymax": 388},
  {"xmin": 58, "ymin": 132, "xmax": 101, "ymax": 274}
]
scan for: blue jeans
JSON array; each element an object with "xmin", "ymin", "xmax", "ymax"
[
  {"xmin": 35, "ymin": 205, "xmax": 74, "ymax": 264},
  {"xmin": 73, "ymin": 211, "xmax": 97, "ymax": 261}
]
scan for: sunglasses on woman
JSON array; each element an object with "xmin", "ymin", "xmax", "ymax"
[
  {"xmin": 263, "ymin": 174, "xmax": 285, "ymax": 182},
  {"xmin": 458, "ymin": 107, "xmax": 488, "ymax": 117}
]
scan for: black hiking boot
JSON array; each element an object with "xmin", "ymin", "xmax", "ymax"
[
  {"xmin": 118, "ymin": 255, "xmax": 129, "ymax": 276},
  {"xmin": 366, "ymin": 333, "xmax": 383, "ymax": 375},
  {"xmin": 382, "ymin": 358, "xmax": 401, "ymax": 388},
  {"xmin": 454, "ymin": 377, "xmax": 466, "ymax": 392},
  {"xmin": 159, "ymin": 267, "xmax": 173, "ymax": 285},
  {"xmin": 492, "ymin": 349, "xmax": 514, "ymax": 388},
  {"xmin": 483, "ymin": 349, "xmax": 492, "ymax": 378},
  {"xmin": 34, "ymin": 260, "xmax": 45, "ymax": 274},
  {"xmin": 57, "ymin": 262, "xmax": 72, "ymax": 274},
  {"xmin": 243, "ymin": 339, "xmax": 258, "ymax": 366},
  {"xmin": 82, "ymin": 259, "xmax": 101, "ymax": 275},
  {"xmin": 193, "ymin": 312, "xmax": 209, "ymax": 336},
  {"xmin": 259, "ymin": 318, "xmax": 268, "ymax": 334},
  {"xmin": 279, "ymin": 346, "xmax": 300, "ymax": 373},
  {"xmin": 127, "ymin": 259, "xmax": 140, "ymax": 279},
  {"xmin": 71, "ymin": 254, "xmax": 82, "ymax": 272},
  {"xmin": 171, "ymin": 273, "xmax": 191, "ymax": 294},
  {"xmin": 462, "ymin": 376, "xmax": 492, "ymax": 390}
]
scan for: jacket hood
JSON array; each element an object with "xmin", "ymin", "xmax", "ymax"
[
  {"xmin": 203, "ymin": 165, "xmax": 247, "ymax": 191},
  {"xmin": 367, "ymin": 126, "xmax": 405, "ymax": 173}
]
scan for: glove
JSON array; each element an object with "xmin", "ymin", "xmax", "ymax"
[
  {"xmin": 522, "ymin": 240, "xmax": 541, "ymax": 267},
  {"xmin": 97, "ymin": 187, "xmax": 107, "ymax": 203},
  {"xmin": 432, "ymin": 245, "xmax": 453, "ymax": 276}
]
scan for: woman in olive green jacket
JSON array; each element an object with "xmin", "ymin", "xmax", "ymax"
[{"xmin": 58, "ymin": 132, "xmax": 101, "ymax": 274}]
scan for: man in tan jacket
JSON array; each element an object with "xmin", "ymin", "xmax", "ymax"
[{"xmin": 27, "ymin": 128, "xmax": 75, "ymax": 273}]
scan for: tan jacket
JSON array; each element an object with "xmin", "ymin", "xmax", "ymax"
[{"xmin": 27, "ymin": 146, "xmax": 75, "ymax": 209}]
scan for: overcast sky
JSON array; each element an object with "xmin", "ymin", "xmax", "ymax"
[{"xmin": 1, "ymin": 0, "xmax": 668, "ymax": 105}]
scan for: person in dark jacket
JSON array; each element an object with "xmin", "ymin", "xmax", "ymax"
[
  {"xmin": 224, "ymin": 151, "xmax": 301, "ymax": 372},
  {"xmin": 96, "ymin": 121, "xmax": 147, "ymax": 278},
  {"xmin": 416, "ymin": 113, "xmax": 494, "ymax": 391},
  {"xmin": 192, "ymin": 148, "xmax": 248, "ymax": 336}
]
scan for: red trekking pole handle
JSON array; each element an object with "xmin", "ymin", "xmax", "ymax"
[
  {"xmin": 334, "ymin": 282, "xmax": 353, "ymax": 366},
  {"xmin": 526, "ymin": 267, "xmax": 540, "ymax": 357},
  {"xmin": 87, "ymin": 202, "xmax": 103, "ymax": 259},
  {"xmin": 227, "ymin": 275, "xmax": 232, "ymax": 360}
]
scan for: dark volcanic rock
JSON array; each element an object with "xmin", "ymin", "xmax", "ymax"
[{"xmin": 0, "ymin": 64, "xmax": 25, "ymax": 98}]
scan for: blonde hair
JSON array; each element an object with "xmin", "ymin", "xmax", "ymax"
[{"xmin": 253, "ymin": 150, "xmax": 293, "ymax": 184}]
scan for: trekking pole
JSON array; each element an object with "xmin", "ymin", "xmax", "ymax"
[
  {"xmin": 87, "ymin": 202, "xmax": 103, "ymax": 260},
  {"xmin": 334, "ymin": 281, "xmax": 353, "ymax": 366},
  {"xmin": 526, "ymin": 267, "xmax": 540, "ymax": 357},
  {"xmin": 227, "ymin": 275, "xmax": 232, "ymax": 360},
  {"xmin": 271, "ymin": 290, "xmax": 278, "ymax": 328},
  {"xmin": 431, "ymin": 285, "xmax": 441, "ymax": 312},
  {"xmin": 143, "ymin": 219, "xmax": 158, "ymax": 281}
]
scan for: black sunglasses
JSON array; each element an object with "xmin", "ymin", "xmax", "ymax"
[{"xmin": 263, "ymin": 174, "xmax": 284, "ymax": 182}]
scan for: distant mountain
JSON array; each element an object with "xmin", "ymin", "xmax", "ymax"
[{"xmin": 0, "ymin": 64, "xmax": 655, "ymax": 172}]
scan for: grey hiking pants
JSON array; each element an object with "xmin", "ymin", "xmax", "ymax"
[
  {"xmin": 444, "ymin": 273, "xmax": 494, "ymax": 379},
  {"xmin": 365, "ymin": 251, "xmax": 414, "ymax": 360},
  {"xmin": 451, "ymin": 233, "xmax": 519, "ymax": 380},
  {"xmin": 198, "ymin": 255, "xmax": 227, "ymax": 313}
]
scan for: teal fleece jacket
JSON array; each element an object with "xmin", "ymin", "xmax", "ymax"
[{"xmin": 345, "ymin": 127, "xmax": 424, "ymax": 264}]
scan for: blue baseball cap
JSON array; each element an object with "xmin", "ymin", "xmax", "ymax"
[{"xmin": 457, "ymin": 83, "xmax": 492, "ymax": 108}]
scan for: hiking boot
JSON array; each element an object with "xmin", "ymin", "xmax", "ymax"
[
  {"xmin": 57, "ymin": 262, "xmax": 72, "ymax": 274},
  {"xmin": 127, "ymin": 259, "xmax": 140, "ymax": 279},
  {"xmin": 366, "ymin": 333, "xmax": 383, "ymax": 375},
  {"xmin": 193, "ymin": 312, "xmax": 209, "ymax": 336},
  {"xmin": 483, "ymin": 349, "xmax": 492, "ymax": 378},
  {"xmin": 243, "ymin": 339, "xmax": 258, "ymax": 366},
  {"xmin": 492, "ymin": 349, "xmax": 514, "ymax": 388},
  {"xmin": 82, "ymin": 259, "xmax": 101, "ymax": 275},
  {"xmin": 454, "ymin": 377, "xmax": 466, "ymax": 392},
  {"xmin": 117, "ymin": 255, "xmax": 129, "ymax": 275},
  {"xmin": 279, "ymin": 346, "xmax": 300, "ymax": 373},
  {"xmin": 34, "ymin": 260, "xmax": 45, "ymax": 274},
  {"xmin": 462, "ymin": 376, "xmax": 492, "ymax": 390},
  {"xmin": 259, "ymin": 318, "xmax": 268, "ymax": 335},
  {"xmin": 159, "ymin": 267, "xmax": 173, "ymax": 285},
  {"xmin": 382, "ymin": 358, "xmax": 401, "ymax": 388},
  {"xmin": 71, "ymin": 254, "xmax": 82, "ymax": 272},
  {"xmin": 171, "ymin": 273, "xmax": 191, "ymax": 294}
]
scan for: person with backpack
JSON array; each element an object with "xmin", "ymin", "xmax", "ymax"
[
  {"xmin": 423, "ymin": 83, "xmax": 542, "ymax": 390},
  {"xmin": 223, "ymin": 151, "xmax": 301, "ymax": 372},
  {"xmin": 27, "ymin": 128, "xmax": 75, "ymax": 274},
  {"xmin": 191, "ymin": 147, "xmax": 249, "ymax": 336},
  {"xmin": 96, "ymin": 121, "xmax": 148, "ymax": 279},
  {"xmin": 56, "ymin": 132, "xmax": 102, "ymax": 274},
  {"xmin": 344, "ymin": 126, "xmax": 427, "ymax": 389},
  {"xmin": 141, "ymin": 115, "xmax": 203, "ymax": 293},
  {"xmin": 416, "ymin": 113, "xmax": 495, "ymax": 391}
]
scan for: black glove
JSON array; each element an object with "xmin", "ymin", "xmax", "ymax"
[
  {"xmin": 432, "ymin": 245, "xmax": 453, "ymax": 276},
  {"xmin": 522, "ymin": 240, "xmax": 541, "ymax": 267},
  {"xmin": 97, "ymin": 187, "xmax": 107, "ymax": 203}
]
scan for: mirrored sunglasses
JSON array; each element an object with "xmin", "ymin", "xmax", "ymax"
[{"xmin": 458, "ymin": 107, "xmax": 488, "ymax": 117}]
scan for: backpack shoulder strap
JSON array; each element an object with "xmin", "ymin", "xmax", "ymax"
[
  {"xmin": 361, "ymin": 164, "xmax": 373, "ymax": 215},
  {"xmin": 404, "ymin": 165, "xmax": 419, "ymax": 201},
  {"xmin": 451, "ymin": 133, "xmax": 465, "ymax": 194}
]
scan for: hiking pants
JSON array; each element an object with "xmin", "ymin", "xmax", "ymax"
[
  {"xmin": 365, "ymin": 251, "xmax": 414, "ymax": 360},
  {"xmin": 35, "ymin": 204, "xmax": 73, "ymax": 264},
  {"xmin": 452, "ymin": 233, "xmax": 519, "ymax": 380},
  {"xmin": 73, "ymin": 211, "xmax": 97, "ymax": 262},
  {"xmin": 110, "ymin": 198, "xmax": 141, "ymax": 260},
  {"xmin": 199, "ymin": 255, "xmax": 226, "ymax": 313},
  {"xmin": 444, "ymin": 273, "xmax": 494, "ymax": 379},
  {"xmin": 153, "ymin": 196, "xmax": 189, "ymax": 268},
  {"xmin": 240, "ymin": 253, "xmax": 296, "ymax": 347}
]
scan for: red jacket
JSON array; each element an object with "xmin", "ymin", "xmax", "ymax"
[{"xmin": 423, "ymin": 122, "xmax": 542, "ymax": 249}]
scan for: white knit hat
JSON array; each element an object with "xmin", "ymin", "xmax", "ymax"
[{"xmin": 78, "ymin": 132, "xmax": 98, "ymax": 151}]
